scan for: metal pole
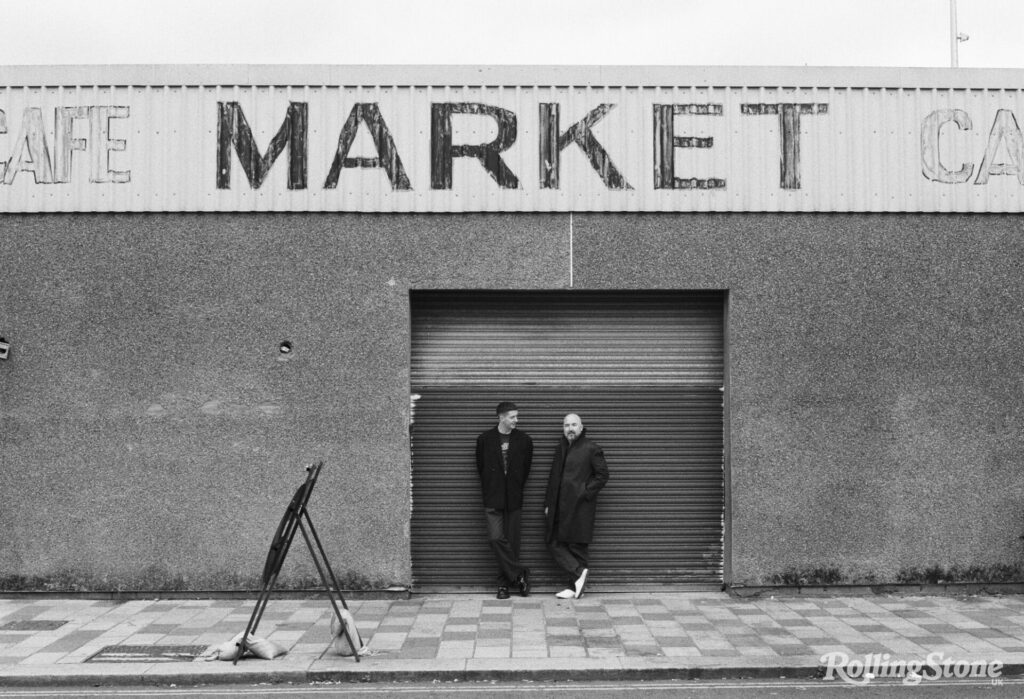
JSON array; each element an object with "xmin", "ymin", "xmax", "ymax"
[{"xmin": 950, "ymin": 0, "xmax": 959, "ymax": 68}]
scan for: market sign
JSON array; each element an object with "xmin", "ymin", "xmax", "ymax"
[{"xmin": 0, "ymin": 84, "xmax": 1022, "ymax": 212}]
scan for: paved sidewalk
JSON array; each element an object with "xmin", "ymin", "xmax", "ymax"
[{"xmin": 1, "ymin": 592, "xmax": 1023, "ymax": 687}]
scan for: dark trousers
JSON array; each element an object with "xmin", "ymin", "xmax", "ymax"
[
  {"xmin": 485, "ymin": 508, "xmax": 525, "ymax": 586},
  {"xmin": 548, "ymin": 541, "xmax": 589, "ymax": 586}
]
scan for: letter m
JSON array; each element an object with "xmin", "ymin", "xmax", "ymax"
[{"xmin": 217, "ymin": 102, "xmax": 308, "ymax": 189}]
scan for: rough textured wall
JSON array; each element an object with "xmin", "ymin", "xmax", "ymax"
[
  {"xmin": 3, "ymin": 211, "xmax": 1022, "ymax": 590},
  {"xmin": 0, "ymin": 213, "xmax": 567, "ymax": 590},
  {"xmin": 575, "ymin": 212, "xmax": 1024, "ymax": 585}
]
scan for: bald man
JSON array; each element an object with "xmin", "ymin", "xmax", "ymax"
[{"xmin": 544, "ymin": 413, "xmax": 609, "ymax": 599}]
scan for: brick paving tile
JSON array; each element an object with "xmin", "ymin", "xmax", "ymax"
[
  {"xmin": 989, "ymin": 641, "xmax": 1024, "ymax": 652},
  {"xmin": 912, "ymin": 623, "xmax": 964, "ymax": 634},
  {"xmin": 363, "ymin": 633, "xmax": 406, "ymax": 651},
  {"xmin": 967, "ymin": 628, "xmax": 1016, "ymax": 639},
  {"xmin": 437, "ymin": 639, "xmax": 475, "ymax": 651},
  {"xmin": 758, "ymin": 634, "xmax": 805, "ymax": 646},
  {"xmin": 907, "ymin": 643, "xmax": 967, "ymax": 656},
  {"xmin": 545, "ymin": 618, "xmax": 578, "ymax": 627},
  {"xmin": 407, "ymin": 631, "xmax": 443, "ymax": 640},
  {"xmin": 441, "ymin": 631, "xmax": 476, "ymax": 641},
  {"xmin": 775, "ymin": 617, "xmax": 814, "ymax": 627},
  {"xmin": 739, "ymin": 646, "xmax": 783, "ymax": 657},
  {"xmin": 734, "ymin": 615, "xmax": 783, "ymax": 627},
  {"xmin": 651, "ymin": 635, "xmax": 690, "ymax": 645},
  {"xmin": 830, "ymin": 643, "xmax": 877, "ymax": 656},
  {"xmin": 716, "ymin": 623, "xmax": 754, "ymax": 633},
  {"xmin": 512, "ymin": 649, "xmax": 549, "ymax": 658},
  {"xmin": 604, "ymin": 606, "xmax": 641, "ymax": 616},
  {"xmin": 607, "ymin": 615, "xmax": 645, "ymax": 624},
  {"xmin": 901, "ymin": 634, "xmax": 952, "ymax": 646},
  {"xmin": 474, "ymin": 646, "xmax": 510, "ymax": 658},
  {"xmin": 693, "ymin": 638, "xmax": 738, "ymax": 650},
  {"xmin": 398, "ymin": 647, "xmax": 439, "ymax": 659},
  {"xmin": 375, "ymin": 623, "xmax": 414, "ymax": 632},
  {"xmin": 703, "ymin": 605, "xmax": 742, "ymax": 616},
  {"xmin": 445, "ymin": 620, "xmax": 480, "ymax": 628},
  {"xmin": 513, "ymin": 634, "xmax": 546, "ymax": 644}
]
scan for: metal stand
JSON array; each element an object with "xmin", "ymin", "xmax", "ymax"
[{"xmin": 235, "ymin": 462, "xmax": 361, "ymax": 663}]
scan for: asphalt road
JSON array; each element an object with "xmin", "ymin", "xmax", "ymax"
[{"xmin": 0, "ymin": 677, "xmax": 1022, "ymax": 698}]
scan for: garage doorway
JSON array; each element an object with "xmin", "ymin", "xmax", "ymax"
[{"xmin": 410, "ymin": 290, "xmax": 725, "ymax": 591}]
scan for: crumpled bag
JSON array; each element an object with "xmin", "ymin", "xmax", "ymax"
[
  {"xmin": 201, "ymin": 631, "xmax": 288, "ymax": 661},
  {"xmin": 330, "ymin": 608, "xmax": 368, "ymax": 656}
]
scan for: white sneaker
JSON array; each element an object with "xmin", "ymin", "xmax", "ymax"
[
  {"xmin": 574, "ymin": 568, "xmax": 588, "ymax": 599},
  {"xmin": 555, "ymin": 588, "xmax": 575, "ymax": 599}
]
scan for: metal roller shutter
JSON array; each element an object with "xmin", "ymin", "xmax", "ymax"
[{"xmin": 410, "ymin": 291, "xmax": 724, "ymax": 591}]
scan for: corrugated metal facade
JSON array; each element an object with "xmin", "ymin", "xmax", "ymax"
[
  {"xmin": 1, "ymin": 65, "xmax": 1023, "ymax": 213},
  {"xmin": 409, "ymin": 291, "xmax": 725, "ymax": 590}
]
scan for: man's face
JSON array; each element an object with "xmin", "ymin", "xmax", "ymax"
[
  {"xmin": 498, "ymin": 410, "xmax": 519, "ymax": 431},
  {"xmin": 563, "ymin": 414, "xmax": 583, "ymax": 442}
]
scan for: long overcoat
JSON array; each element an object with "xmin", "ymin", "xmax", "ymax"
[
  {"xmin": 544, "ymin": 429, "xmax": 609, "ymax": 543},
  {"xmin": 475, "ymin": 427, "xmax": 533, "ymax": 511}
]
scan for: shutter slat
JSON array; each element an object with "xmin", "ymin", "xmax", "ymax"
[
  {"xmin": 411, "ymin": 291, "xmax": 724, "ymax": 386},
  {"xmin": 410, "ymin": 292, "xmax": 725, "ymax": 591}
]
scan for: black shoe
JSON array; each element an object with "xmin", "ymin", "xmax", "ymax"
[
  {"xmin": 516, "ymin": 570, "xmax": 531, "ymax": 597},
  {"xmin": 497, "ymin": 586, "xmax": 510, "ymax": 600}
]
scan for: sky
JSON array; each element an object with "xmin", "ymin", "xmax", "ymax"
[{"xmin": 1, "ymin": 0, "xmax": 1022, "ymax": 68}]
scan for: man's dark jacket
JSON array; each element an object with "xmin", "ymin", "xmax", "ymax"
[
  {"xmin": 544, "ymin": 429, "xmax": 609, "ymax": 543},
  {"xmin": 475, "ymin": 427, "xmax": 533, "ymax": 511}
]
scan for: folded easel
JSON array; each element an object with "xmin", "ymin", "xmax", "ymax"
[{"xmin": 235, "ymin": 461, "xmax": 361, "ymax": 663}]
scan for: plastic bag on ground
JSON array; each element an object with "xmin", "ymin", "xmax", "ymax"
[
  {"xmin": 330, "ymin": 608, "xmax": 368, "ymax": 656},
  {"xmin": 201, "ymin": 631, "xmax": 287, "ymax": 661}
]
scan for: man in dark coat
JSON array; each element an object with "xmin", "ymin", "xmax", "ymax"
[
  {"xmin": 544, "ymin": 413, "xmax": 609, "ymax": 599},
  {"xmin": 475, "ymin": 401, "xmax": 534, "ymax": 599}
]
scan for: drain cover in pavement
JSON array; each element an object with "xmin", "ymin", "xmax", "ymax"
[
  {"xmin": 1, "ymin": 620, "xmax": 68, "ymax": 631},
  {"xmin": 86, "ymin": 645, "xmax": 208, "ymax": 663}
]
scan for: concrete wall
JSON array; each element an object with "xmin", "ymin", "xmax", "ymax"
[
  {"xmin": 574, "ymin": 213, "xmax": 1024, "ymax": 585},
  {"xmin": 0, "ymin": 213, "xmax": 565, "ymax": 590},
  {"xmin": 1, "ymin": 211, "xmax": 1023, "ymax": 590}
]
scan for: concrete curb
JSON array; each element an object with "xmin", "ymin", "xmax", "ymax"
[
  {"xmin": 306, "ymin": 664, "xmax": 825, "ymax": 684},
  {"xmin": 0, "ymin": 663, "xmax": 821, "ymax": 688},
  {"xmin": 728, "ymin": 583, "xmax": 1024, "ymax": 598},
  {"xmin": 4, "ymin": 660, "xmax": 1024, "ymax": 688}
]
